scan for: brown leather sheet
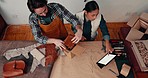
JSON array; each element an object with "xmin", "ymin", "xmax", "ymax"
[{"xmin": 50, "ymin": 41, "xmax": 119, "ymax": 78}]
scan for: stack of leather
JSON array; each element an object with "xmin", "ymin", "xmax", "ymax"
[{"xmin": 37, "ymin": 44, "xmax": 58, "ymax": 66}]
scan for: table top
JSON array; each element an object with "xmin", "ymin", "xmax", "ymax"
[{"xmin": 50, "ymin": 41, "xmax": 119, "ymax": 78}]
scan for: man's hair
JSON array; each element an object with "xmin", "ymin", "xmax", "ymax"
[
  {"xmin": 83, "ymin": 1, "xmax": 99, "ymax": 12},
  {"xmin": 27, "ymin": 0, "xmax": 47, "ymax": 13}
]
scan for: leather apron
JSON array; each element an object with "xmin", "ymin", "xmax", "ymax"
[
  {"xmin": 39, "ymin": 16, "xmax": 68, "ymax": 40},
  {"xmin": 39, "ymin": 16, "xmax": 68, "ymax": 66}
]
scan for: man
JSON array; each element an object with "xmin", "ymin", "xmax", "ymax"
[{"xmin": 27, "ymin": 0, "xmax": 82, "ymax": 50}]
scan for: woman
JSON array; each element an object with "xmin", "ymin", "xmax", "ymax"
[{"xmin": 75, "ymin": 1, "xmax": 113, "ymax": 53}]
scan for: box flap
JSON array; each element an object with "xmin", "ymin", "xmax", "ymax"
[
  {"xmin": 63, "ymin": 44, "xmax": 85, "ymax": 58},
  {"xmin": 63, "ymin": 49, "xmax": 75, "ymax": 58},
  {"xmin": 132, "ymin": 20, "xmax": 140, "ymax": 29},
  {"xmin": 127, "ymin": 14, "xmax": 139, "ymax": 27},
  {"xmin": 125, "ymin": 28, "xmax": 144, "ymax": 41},
  {"xmin": 140, "ymin": 12, "xmax": 148, "ymax": 22},
  {"xmin": 140, "ymin": 20, "xmax": 148, "ymax": 29}
]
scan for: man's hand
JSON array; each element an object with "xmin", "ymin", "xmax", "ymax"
[
  {"xmin": 71, "ymin": 29, "xmax": 82, "ymax": 43},
  {"xmin": 71, "ymin": 25, "xmax": 83, "ymax": 44},
  {"xmin": 47, "ymin": 38, "xmax": 66, "ymax": 50}
]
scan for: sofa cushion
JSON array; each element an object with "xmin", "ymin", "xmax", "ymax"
[
  {"xmin": 9, "ymin": 53, "xmax": 33, "ymax": 73},
  {"xmin": 3, "ymin": 60, "xmax": 25, "ymax": 78}
]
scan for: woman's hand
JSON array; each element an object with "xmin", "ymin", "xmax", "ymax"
[
  {"xmin": 105, "ymin": 40, "xmax": 114, "ymax": 53},
  {"xmin": 47, "ymin": 38, "xmax": 65, "ymax": 50}
]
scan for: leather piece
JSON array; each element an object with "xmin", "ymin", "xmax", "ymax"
[
  {"xmin": 3, "ymin": 60, "xmax": 25, "ymax": 77},
  {"xmin": 64, "ymin": 34, "xmax": 76, "ymax": 50},
  {"xmin": 37, "ymin": 44, "xmax": 58, "ymax": 66},
  {"xmin": 64, "ymin": 34, "xmax": 86, "ymax": 51}
]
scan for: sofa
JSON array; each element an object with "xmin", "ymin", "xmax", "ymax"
[
  {"xmin": 0, "ymin": 41, "xmax": 52, "ymax": 78},
  {"xmin": 120, "ymin": 27, "xmax": 148, "ymax": 78}
]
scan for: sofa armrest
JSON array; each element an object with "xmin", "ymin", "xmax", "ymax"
[{"xmin": 119, "ymin": 26, "xmax": 131, "ymax": 40}]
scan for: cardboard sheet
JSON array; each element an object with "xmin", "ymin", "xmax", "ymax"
[{"xmin": 50, "ymin": 41, "xmax": 119, "ymax": 78}]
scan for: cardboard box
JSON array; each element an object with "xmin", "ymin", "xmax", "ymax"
[
  {"xmin": 120, "ymin": 63, "xmax": 131, "ymax": 77},
  {"xmin": 63, "ymin": 44, "xmax": 85, "ymax": 58},
  {"xmin": 126, "ymin": 12, "xmax": 148, "ymax": 41},
  {"xmin": 63, "ymin": 34, "xmax": 86, "ymax": 58}
]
